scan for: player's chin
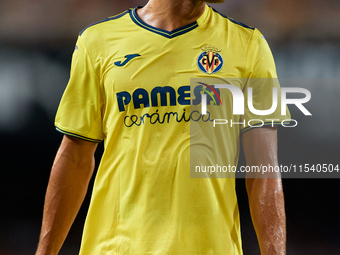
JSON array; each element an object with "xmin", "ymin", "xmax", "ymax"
[{"xmin": 205, "ymin": 0, "xmax": 226, "ymax": 4}]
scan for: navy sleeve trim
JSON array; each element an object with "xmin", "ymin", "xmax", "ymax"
[
  {"xmin": 240, "ymin": 121, "xmax": 289, "ymax": 134},
  {"xmin": 80, "ymin": 10, "xmax": 130, "ymax": 35},
  {"xmin": 56, "ymin": 127, "xmax": 103, "ymax": 143}
]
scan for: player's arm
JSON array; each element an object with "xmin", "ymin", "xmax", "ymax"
[
  {"xmin": 36, "ymin": 135, "xmax": 98, "ymax": 255},
  {"xmin": 242, "ymin": 127, "xmax": 286, "ymax": 255}
]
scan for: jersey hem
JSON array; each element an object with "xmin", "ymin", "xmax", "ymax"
[{"xmin": 56, "ymin": 126, "xmax": 103, "ymax": 143}]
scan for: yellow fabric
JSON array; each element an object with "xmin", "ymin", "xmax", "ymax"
[{"xmin": 55, "ymin": 5, "xmax": 289, "ymax": 254}]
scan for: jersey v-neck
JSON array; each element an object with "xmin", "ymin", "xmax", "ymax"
[{"xmin": 129, "ymin": 5, "xmax": 209, "ymax": 39}]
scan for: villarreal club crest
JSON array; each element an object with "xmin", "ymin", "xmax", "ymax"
[{"xmin": 197, "ymin": 45, "xmax": 224, "ymax": 74}]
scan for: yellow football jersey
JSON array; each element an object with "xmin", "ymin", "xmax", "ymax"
[{"xmin": 55, "ymin": 5, "xmax": 290, "ymax": 254}]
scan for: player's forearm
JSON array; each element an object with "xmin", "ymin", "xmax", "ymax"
[
  {"xmin": 246, "ymin": 178, "xmax": 286, "ymax": 255},
  {"xmin": 242, "ymin": 127, "xmax": 286, "ymax": 254},
  {"xmin": 36, "ymin": 136, "xmax": 96, "ymax": 255}
]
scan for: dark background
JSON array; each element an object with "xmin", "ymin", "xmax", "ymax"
[{"xmin": 1, "ymin": 0, "xmax": 339, "ymax": 254}]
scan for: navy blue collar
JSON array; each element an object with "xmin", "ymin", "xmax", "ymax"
[{"xmin": 130, "ymin": 6, "xmax": 199, "ymax": 39}]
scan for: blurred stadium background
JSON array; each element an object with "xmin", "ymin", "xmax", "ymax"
[{"xmin": 1, "ymin": 0, "xmax": 339, "ymax": 254}]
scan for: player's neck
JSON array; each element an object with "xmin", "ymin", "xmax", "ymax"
[{"xmin": 136, "ymin": 0, "xmax": 206, "ymax": 32}]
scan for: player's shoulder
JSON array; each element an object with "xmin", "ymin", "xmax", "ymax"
[
  {"xmin": 79, "ymin": 8, "xmax": 132, "ymax": 38},
  {"xmin": 209, "ymin": 6, "xmax": 261, "ymax": 38}
]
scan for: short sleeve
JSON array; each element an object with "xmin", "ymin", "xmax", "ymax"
[
  {"xmin": 55, "ymin": 36, "xmax": 104, "ymax": 142},
  {"xmin": 240, "ymin": 29, "xmax": 291, "ymax": 133}
]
